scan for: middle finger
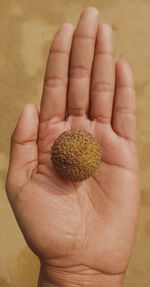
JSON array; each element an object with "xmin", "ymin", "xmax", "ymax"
[{"xmin": 67, "ymin": 7, "xmax": 99, "ymax": 119}]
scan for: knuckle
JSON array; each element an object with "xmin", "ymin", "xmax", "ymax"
[
  {"xmin": 69, "ymin": 66, "xmax": 90, "ymax": 79},
  {"xmin": 44, "ymin": 76, "xmax": 67, "ymax": 88},
  {"xmin": 92, "ymin": 81, "xmax": 114, "ymax": 93},
  {"xmin": 5, "ymin": 171, "xmax": 25, "ymax": 201},
  {"xmin": 92, "ymin": 114, "xmax": 110, "ymax": 124},
  {"xmin": 115, "ymin": 106, "xmax": 136, "ymax": 116}
]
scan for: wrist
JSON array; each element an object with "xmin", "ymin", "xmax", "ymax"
[{"xmin": 37, "ymin": 263, "xmax": 124, "ymax": 287}]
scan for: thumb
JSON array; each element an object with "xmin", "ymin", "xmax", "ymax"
[{"xmin": 7, "ymin": 104, "xmax": 39, "ymax": 190}]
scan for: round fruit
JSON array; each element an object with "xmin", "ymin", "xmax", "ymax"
[{"xmin": 51, "ymin": 129, "xmax": 102, "ymax": 182}]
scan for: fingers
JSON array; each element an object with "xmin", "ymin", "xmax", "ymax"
[
  {"xmin": 112, "ymin": 61, "xmax": 136, "ymax": 142},
  {"xmin": 90, "ymin": 24, "xmax": 115, "ymax": 123},
  {"xmin": 7, "ymin": 105, "xmax": 39, "ymax": 191},
  {"xmin": 67, "ymin": 7, "xmax": 99, "ymax": 118},
  {"xmin": 40, "ymin": 24, "xmax": 74, "ymax": 123}
]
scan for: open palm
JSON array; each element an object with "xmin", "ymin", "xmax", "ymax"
[{"xmin": 6, "ymin": 7, "xmax": 139, "ymax": 287}]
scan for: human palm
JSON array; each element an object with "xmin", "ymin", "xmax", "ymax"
[{"xmin": 6, "ymin": 7, "xmax": 139, "ymax": 287}]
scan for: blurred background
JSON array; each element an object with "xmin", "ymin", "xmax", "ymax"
[{"xmin": 0, "ymin": 0, "xmax": 150, "ymax": 286}]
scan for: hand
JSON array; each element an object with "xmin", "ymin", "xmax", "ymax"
[{"xmin": 6, "ymin": 7, "xmax": 140, "ymax": 287}]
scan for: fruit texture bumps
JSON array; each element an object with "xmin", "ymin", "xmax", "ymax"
[{"xmin": 51, "ymin": 129, "xmax": 102, "ymax": 182}]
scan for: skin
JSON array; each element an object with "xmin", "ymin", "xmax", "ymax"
[{"xmin": 6, "ymin": 7, "xmax": 140, "ymax": 287}]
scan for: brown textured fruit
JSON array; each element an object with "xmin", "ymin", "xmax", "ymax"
[{"xmin": 51, "ymin": 129, "xmax": 102, "ymax": 182}]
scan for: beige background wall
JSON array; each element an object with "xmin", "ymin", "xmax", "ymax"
[{"xmin": 0, "ymin": 0, "xmax": 150, "ymax": 286}]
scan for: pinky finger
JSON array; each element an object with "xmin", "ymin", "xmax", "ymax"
[{"xmin": 112, "ymin": 61, "xmax": 136, "ymax": 142}]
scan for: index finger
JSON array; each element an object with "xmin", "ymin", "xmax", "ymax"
[{"xmin": 40, "ymin": 24, "xmax": 74, "ymax": 123}]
